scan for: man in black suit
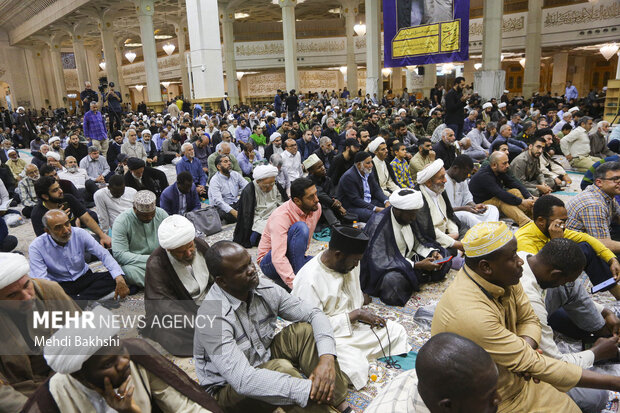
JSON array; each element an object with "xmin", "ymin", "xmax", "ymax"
[
  {"xmin": 220, "ymin": 94, "xmax": 230, "ymax": 113},
  {"xmin": 335, "ymin": 151, "xmax": 390, "ymax": 222}
]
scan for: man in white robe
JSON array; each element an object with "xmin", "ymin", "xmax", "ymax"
[
  {"xmin": 445, "ymin": 155, "xmax": 499, "ymax": 228},
  {"xmin": 292, "ymin": 225, "xmax": 409, "ymax": 389}
]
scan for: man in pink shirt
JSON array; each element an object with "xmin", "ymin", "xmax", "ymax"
[{"xmin": 257, "ymin": 177, "xmax": 322, "ymax": 290}]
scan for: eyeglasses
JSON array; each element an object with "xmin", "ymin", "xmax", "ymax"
[{"xmin": 599, "ymin": 177, "xmax": 620, "ymax": 183}]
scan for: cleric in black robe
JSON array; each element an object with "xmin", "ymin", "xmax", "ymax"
[
  {"xmin": 124, "ymin": 157, "xmax": 169, "ymax": 205},
  {"xmin": 360, "ymin": 189, "xmax": 452, "ymax": 306},
  {"xmin": 233, "ymin": 164, "xmax": 287, "ymax": 248},
  {"xmin": 143, "ymin": 215, "xmax": 213, "ymax": 356}
]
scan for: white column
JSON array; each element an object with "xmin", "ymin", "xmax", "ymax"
[
  {"xmin": 616, "ymin": 54, "xmax": 620, "ymax": 80},
  {"xmin": 23, "ymin": 48, "xmax": 45, "ymax": 109},
  {"xmin": 392, "ymin": 66, "xmax": 403, "ymax": 93},
  {"xmin": 551, "ymin": 52, "xmax": 568, "ymax": 96},
  {"xmin": 185, "ymin": 0, "xmax": 225, "ymax": 100},
  {"xmin": 365, "ymin": 0, "xmax": 380, "ymax": 98},
  {"xmin": 86, "ymin": 46, "xmax": 101, "ymax": 89},
  {"xmin": 522, "ymin": 0, "xmax": 542, "ymax": 98},
  {"xmin": 136, "ymin": 0, "xmax": 162, "ymax": 104},
  {"xmin": 173, "ymin": 20, "xmax": 190, "ymax": 98},
  {"xmin": 279, "ymin": 0, "xmax": 298, "ymax": 92},
  {"xmin": 422, "ymin": 64, "xmax": 436, "ymax": 99},
  {"xmin": 475, "ymin": 0, "xmax": 505, "ymax": 100},
  {"xmin": 114, "ymin": 45, "xmax": 129, "ymax": 104},
  {"xmin": 342, "ymin": 0, "xmax": 359, "ymax": 94},
  {"xmin": 99, "ymin": 17, "xmax": 120, "ymax": 88},
  {"xmin": 221, "ymin": 11, "xmax": 239, "ymax": 105},
  {"xmin": 49, "ymin": 40, "xmax": 68, "ymax": 108},
  {"xmin": 71, "ymin": 35, "xmax": 90, "ymax": 89}
]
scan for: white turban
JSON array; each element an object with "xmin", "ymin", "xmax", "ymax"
[
  {"xmin": 503, "ymin": 90, "xmax": 509, "ymax": 94},
  {"xmin": 398, "ymin": 108, "xmax": 407, "ymax": 115},
  {"xmin": 158, "ymin": 215, "xmax": 196, "ymax": 250},
  {"xmin": 249, "ymin": 111, "xmax": 255, "ymax": 116},
  {"xmin": 270, "ymin": 132, "xmax": 281, "ymax": 143},
  {"xmin": 482, "ymin": 102, "xmax": 492, "ymax": 110},
  {"xmin": 569, "ymin": 106, "xmax": 579, "ymax": 113},
  {"xmin": 253, "ymin": 165, "xmax": 279, "ymax": 181},
  {"xmin": 0, "ymin": 253, "xmax": 29, "ymax": 290},
  {"xmin": 17, "ymin": 106, "xmax": 24, "ymax": 112},
  {"xmin": 302, "ymin": 154, "xmax": 321, "ymax": 170},
  {"xmin": 141, "ymin": 129, "xmax": 151, "ymax": 137},
  {"xmin": 498, "ymin": 102, "xmax": 507, "ymax": 108},
  {"xmin": 46, "ymin": 151, "xmax": 61, "ymax": 161},
  {"xmin": 367, "ymin": 137, "xmax": 385, "ymax": 154},
  {"xmin": 389, "ymin": 189, "xmax": 424, "ymax": 210},
  {"xmin": 7, "ymin": 149, "xmax": 15, "ymax": 155},
  {"xmin": 48, "ymin": 136, "xmax": 61, "ymax": 144},
  {"xmin": 417, "ymin": 159, "xmax": 444, "ymax": 184},
  {"xmin": 44, "ymin": 306, "xmax": 120, "ymax": 374}
]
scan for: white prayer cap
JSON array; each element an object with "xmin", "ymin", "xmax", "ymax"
[
  {"xmin": 253, "ymin": 164, "xmax": 279, "ymax": 181},
  {"xmin": 141, "ymin": 129, "xmax": 151, "ymax": 137},
  {"xmin": 270, "ymin": 132, "xmax": 281, "ymax": 143},
  {"xmin": 569, "ymin": 106, "xmax": 579, "ymax": 113},
  {"xmin": 44, "ymin": 306, "xmax": 120, "ymax": 374},
  {"xmin": 368, "ymin": 137, "xmax": 385, "ymax": 154},
  {"xmin": 158, "ymin": 215, "xmax": 195, "ymax": 250},
  {"xmin": 0, "ymin": 253, "xmax": 29, "ymax": 290},
  {"xmin": 46, "ymin": 151, "xmax": 60, "ymax": 161},
  {"xmin": 7, "ymin": 149, "xmax": 15, "ymax": 155},
  {"xmin": 156, "ymin": 120, "xmax": 163, "ymax": 124},
  {"xmin": 326, "ymin": 105, "xmax": 332, "ymax": 110},
  {"xmin": 228, "ymin": 114, "xmax": 235, "ymax": 121},
  {"xmin": 134, "ymin": 190, "xmax": 156, "ymax": 212},
  {"xmin": 171, "ymin": 117, "xmax": 177, "ymax": 122},
  {"xmin": 48, "ymin": 136, "xmax": 61, "ymax": 144},
  {"xmin": 389, "ymin": 188, "xmax": 424, "ymax": 210},
  {"xmin": 303, "ymin": 154, "xmax": 321, "ymax": 170},
  {"xmin": 142, "ymin": 115, "xmax": 148, "ymax": 121},
  {"xmin": 417, "ymin": 159, "xmax": 444, "ymax": 184},
  {"xmin": 482, "ymin": 102, "xmax": 492, "ymax": 110},
  {"xmin": 503, "ymin": 90, "xmax": 509, "ymax": 94},
  {"xmin": 17, "ymin": 106, "xmax": 24, "ymax": 112},
  {"xmin": 498, "ymin": 102, "xmax": 507, "ymax": 108}
]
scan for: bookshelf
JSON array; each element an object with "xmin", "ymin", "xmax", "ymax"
[{"xmin": 604, "ymin": 79, "xmax": 620, "ymax": 124}]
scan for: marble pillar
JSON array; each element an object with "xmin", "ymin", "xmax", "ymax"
[
  {"xmin": 221, "ymin": 11, "xmax": 239, "ymax": 105},
  {"xmin": 551, "ymin": 52, "xmax": 568, "ymax": 96},
  {"xmin": 114, "ymin": 46, "xmax": 129, "ymax": 104},
  {"xmin": 522, "ymin": 0, "xmax": 542, "ymax": 98},
  {"xmin": 463, "ymin": 60, "xmax": 475, "ymax": 85},
  {"xmin": 173, "ymin": 21, "xmax": 190, "ymax": 98},
  {"xmin": 572, "ymin": 55, "xmax": 587, "ymax": 97},
  {"xmin": 365, "ymin": 0, "xmax": 381, "ymax": 99},
  {"xmin": 99, "ymin": 17, "xmax": 120, "ymax": 88},
  {"xmin": 392, "ymin": 67, "xmax": 403, "ymax": 94},
  {"xmin": 477, "ymin": 0, "xmax": 505, "ymax": 100},
  {"xmin": 422, "ymin": 64, "xmax": 436, "ymax": 99},
  {"xmin": 342, "ymin": 0, "xmax": 359, "ymax": 94},
  {"xmin": 185, "ymin": 0, "xmax": 225, "ymax": 100},
  {"xmin": 23, "ymin": 48, "xmax": 45, "ymax": 109},
  {"xmin": 71, "ymin": 36, "xmax": 90, "ymax": 90},
  {"xmin": 136, "ymin": 0, "xmax": 162, "ymax": 105},
  {"xmin": 280, "ymin": 0, "xmax": 299, "ymax": 92},
  {"xmin": 49, "ymin": 41, "xmax": 68, "ymax": 108}
]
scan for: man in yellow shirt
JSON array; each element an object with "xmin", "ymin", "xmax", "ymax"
[
  {"xmin": 432, "ymin": 221, "xmax": 620, "ymax": 413},
  {"xmin": 516, "ymin": 195, "xmax": 620, "ymax": 299}
]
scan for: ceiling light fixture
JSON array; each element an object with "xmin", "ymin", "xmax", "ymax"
[
  {"xmin": 354, "ymin": 23, "xmax": 366, "ymax": 36},
  {"xmin": 99, "ymin": 61, "xmax": 106, "ymax": 70},
  {"xmin": 124, "ymin": 42, "xmax": 142, "ymax": 47},
  {"xmin": 519, "ymin": 57, "xmax": 526, "ymax": 68},
  {"xmin": 154, "ymin": 34, "xmax": 173, "ymax": 40},
  {"xmin": 600, "ymin": 44, "xmax": 619, "ymax": 60},
  {"xmin": 236, "ymin": 72, "xmax": 244, "ymax": 81},
  {"xmin": 381, "ymin": 68, "xmax": 392, "ymax": 77},
  {"xmin": 163, "ymin": 43, "xmax": 176, "ymax": 56},
  {"xmin": 161, "ymin": 81, "xmax": 171, "ymax": 88},
  {"xmin": 339, "ymin": 66, "xmax": 347, "ymax": 75},
  {"xmin": 134, "ymin": 85, "xmax": 144, "ymax": 92},
  {"xmin": 234, "ymin": 12, "xmax": 249, "ymax": 19},
  {"xmin": 474, "ymin": 63, "xmax": 482, "ymax": 70},
  {"xmin": 125, "ymin": 51, "xmax": 136, "ymax": 63},
  {"xmin": 328, "ymin": 8, "xmax": 340, "ymax": 14}
]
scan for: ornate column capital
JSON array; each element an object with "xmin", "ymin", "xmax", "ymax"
[{"xmin": 278, "ymin": 0, "xmax": 297, "ymax": 9}]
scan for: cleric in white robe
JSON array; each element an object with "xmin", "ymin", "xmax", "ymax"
[{"xmin": 291, "ymin": 225, "xmax": 409, "ymax": 390}]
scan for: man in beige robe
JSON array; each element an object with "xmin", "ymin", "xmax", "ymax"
[{"xmin": 292, "ymin": 225, "xmax": 409, "ymax": 389}]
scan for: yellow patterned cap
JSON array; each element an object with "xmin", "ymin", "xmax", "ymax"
[{"xmin": 462, "ymin": 221, "xmax": 514, "ymax": 258}]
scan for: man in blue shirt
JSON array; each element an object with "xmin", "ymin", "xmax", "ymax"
[
  {"xmin": 79, "ymin": 146, "xmax": 110, "ymax": 185},
  {"xmin": 176, "ymin": 142, "xmax": 207, "ymax": 196},
  {"xmin": 83, "ymin": 101, "xmax": 109, "ymax": 156},
  {"xmin": 208, "ymin": 154, "xmax": 248, "ymax": 224},
  {"xmin": 565, "ymin": 80, "xmax": 578, "ymax": 102},
  {"xmin": 235, "ymin": 118, "xmax": 251, "ymax": 144},
  {"xmin": 29, "ymin": 209, "xmax": 130, "ymax": 304}
]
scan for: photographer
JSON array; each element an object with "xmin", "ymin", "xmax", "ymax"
[
  {"xmin": 79, "ymin": 81, "xmax": 98, "ymax": 114},
  {"xmin": 104, "ymin": 81, "xmax": 122, "ymax": 134}
]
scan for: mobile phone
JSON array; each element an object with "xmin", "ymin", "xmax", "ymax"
[
  {"xmin": 61, "ymin": 202, "xmax": 69, "ymax": 210},
  {"xmin": 433, "ymin": 256, "xmax": 453, "ymax": 265},
  {"xmin": 591, "ymin": 277, "xmax": 617, "ymax": 294}
]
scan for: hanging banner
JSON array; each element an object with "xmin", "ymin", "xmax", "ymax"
[{"xmin": 384, "ymin": 0, "xmax": 470, "ymax": 67}]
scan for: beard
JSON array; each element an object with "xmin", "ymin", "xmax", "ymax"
[
  {"xmin": 67, "ymin": 166, "xmax": 78, "ymax": 173},
  {"xmin": 430, "ymin": 183, "xmax": 445, "ymax": 194},
  {"xmin": 363, "ymin": 166, "xmax": 373, "ymax": 175},
  {"xmin": 421, "ymin": 149, "xmax": 430, "ymax": 156}
]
